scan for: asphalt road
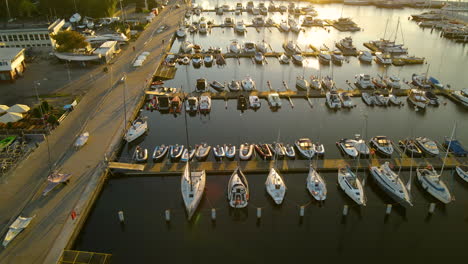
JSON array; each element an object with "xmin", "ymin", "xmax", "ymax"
[{"xmin": 0, "ymin": 2, "xmax": 186, "ymax": 263}]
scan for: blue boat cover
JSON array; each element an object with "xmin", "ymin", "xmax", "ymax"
[
  {"xmin": 445, "ymin": 139, "xmax": 467, "ymax": 156},
  {"xmin": 428, "ymin": 77, "xmax": 440, "ymax": 84}
]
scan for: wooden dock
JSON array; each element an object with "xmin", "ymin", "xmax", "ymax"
[
  {"xmin": 108, "ymin": 162, "xmax": 145, "ymax": 171},
  {"xmin": 108, "ymin": 156, "xmax": 465, "ymax": 176}
]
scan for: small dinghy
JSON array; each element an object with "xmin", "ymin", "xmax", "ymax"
[
  {"xmin": 269, "ymin": 142, "xmax": 286, "ymax": 159},
  {"xmin": 152, "ymin": 145, "xmax": 169, "ymax": 161},
  {"xmin": 313, "ymin": 142, "xmax": 325, "ymax": 156},
  {"xmin": 213, "ymin": 145, "xmax": 226, "ymax": 160},
  {"xmin": 279, "ymin": 54, "xmax": 290, "ymax": 64},
  {"xmin": 134, "ymin": 146, "xmax": 148, "ymax": 163},
  {"xmin": 170, "ymin": 144, "xmax": 184, "ymax": 161},
  {"xmin": 399, "ymin": 139, "xmax": 423, "ymax": 157},
  {"xmin": 228, "ymin": 167, "xmax": 249, "ymax": 208},
  {"xmin": 224, "ymin": 144, "xmax": 236, "ymax": 159},
  {"xmin": 254, "ymin": 52, "xmax": 265, "ymax": 64},
  {"xmin": 204, "ymin": 54, "xmax": 214, "ymax": 66},
  {"xmin": 195, "ymin": 143, "xmax": 211, "ymax": 161},
  {"xmin": 292, "ymin": 54, "xmax": 304, "ymax": 65},
  {"xmin": 181, "ymin": 147, "xmax": 196, "ymax": 162},
  {"xmin": 296, "ymin": 76, "xmax": 309, "ymax": 91},
  {"xmin": 210, "ymin": 80, "xmax": 225, "ymax": 92},
  {"xmin": 241, "ymin": 76, "xmax": 256, "ymax": 91},
  {"xmin": 74, "ymin": 132, "xmax": 89, "ymax": 149},
  {"xmin": 284, "ymin": 144, "xmax": 296, "ymax": 159},
  {"xmin": 239, "ymin": 143, "xmax": 254, "ymax": 160},
  {"xmin": 255, "ymin": 144, "xmax": 273, "ymax": 160},
  {"xmin": 228, "ymin": 80, "xmax": 241, "ymax": 91},
  {"xmin": 307, "ymin": 165, "xmax": 327, "ymax": 201},
  {"xmin": 456, "ymin": 166, "xmax": 468, "ymax": 182},
  {"xmin": 249, "ymin": 95, "xmax": 261, "ymax": 109},
  {"xmin": 265, "ymin": 168, "xmax": 287, "ymax": 205}
]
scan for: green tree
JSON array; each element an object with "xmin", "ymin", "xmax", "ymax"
[
  {"xmin": 41, "ymin": 101, "xmax": 50, "ymax": 113},
  {"xmin": 18, "ymin": 0, "xmax": 37, "ymax": 17},
  {"xmin": 51, "ymin": 31, "xmax": 89, "ymax": 52},
  {"xmin": 47, "ymin": 115, "xmax": 59, "ymax": 125}
]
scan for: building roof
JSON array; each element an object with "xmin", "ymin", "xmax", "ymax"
[{"xmin": 0, "ymin": 48, "xmax": 25, "ymax": 60}]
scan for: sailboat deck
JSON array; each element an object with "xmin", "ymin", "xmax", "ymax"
[{"xmin": 108, "ymin": 156, "xmax": 465, "ymax": 176}]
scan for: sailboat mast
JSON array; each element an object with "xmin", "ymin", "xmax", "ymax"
[
  {"xmin": 440, "ymin": 123, "xmax": 456, "ymax": 176},
  {"xmin": 183, "ymin": 92, "xmax": 192, "ymax": 190},
  {"xmin": 394, "ymin": 19, "xmax": 400, "ymax": 43},
  {"xmin": 383, "ymin": 18, "xmax": 389, "ymax": 40}
]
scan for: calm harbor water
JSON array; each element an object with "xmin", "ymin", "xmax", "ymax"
[{"xmin": 74, "ymin": 1, "xmax": 468, "ymax": 263}]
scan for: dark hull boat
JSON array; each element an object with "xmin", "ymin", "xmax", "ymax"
[{"xmin": 255, "ymin": 144, "xmax": 273, "ymax": 160}]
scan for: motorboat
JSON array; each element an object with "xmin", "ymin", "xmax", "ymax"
[
  {"xmin": 278, "ymin": 5, "xmax": 287, "ymax": 13},
  {"xmin": 358, "ymin": 51, "xmax": 373, "ymax": 63},
  {"xmin": 210, "ymin": 80, "xmax": 225, "ymax": 92},
  {"xmin": 302, "ymin": 15, "xmax": 316, "ymax": 27},
  {"xmin": 257, "ymin": 41, "xmax": 269, "ymax": 53},
  {"xmin": 321, "ymin": 76, "xmax": 336, "ymax": 90},
  {"xmin": 252, "ymin": 16, "xmax": 265, "ymax": 26},
  {"xmin": 213, "ymin": 145, "xmax": 226, "ymax": 160},
  {"xmin": 361, "ymin": 92, "xmax": 376, "ymax": 106},
  {"xmin": 369, "ymin": 162, "xmax": 413, "ymax": 207},
  {"xmin": 268, "ymin": 3, "xmax": 276, "ymax": 12},
  {"xmin": 181, "ymin": 163, "xmax": 206, "ymax": 220},
  {"xmin": 195, "ymin": 78, "xmax": 208, "ymax": 92},
  {"xmin": 283, "ymin": 41, "xmax": 301, "ymax": 54},
  {"xmin": 336, "ymin": 36, "xmax": 358, "ymax": 55},
  {"xmin": 176, "ymin": 26, "xmax": 187, "ymax": 38},
  {"xmin": 134, "ymin": 146, "xmax": 148, "ymax": 163},
  {"xmin": 313, "ymin": 142, "xmax": 325, "ymax": 156},
  {"xmin": 241, "ymin": 77, "xmax": 256, "ymax": 91},
  {"xmin": 372, "ymin": 77, "xmax": 386, "ymax": 89},
  {"xmin": 180, "ymin": 56, "xmax": 190, "ymax": 65},
  {"xmin": 254, "ymin": 52, "xmax": 265, "ymax": 64},
  {"xmin": 236, "ymin": 2, "xmax": 243, "ymax": 11},
  {"xmin": 229, "ymin": 40, "xmax": 241, "ymax": 53},
  {"xmin": 326, "ymin": 91, "xmax": 342, "ymax": 109},
  {"xmin": 180, "ymin": 41, "xmax": 193, "ymax": 53},
  {"xmin": 279, "ymin": 54, "xmax": 290, "ymax": 64},
  {"xmin": 355, "ymin": 74, "xmax": 375, "ymax": 89},
  {"xmin": 260, "ymin": 6, "xmax": 268, "ymax": 16},
  {"xmin": 412, "ymin": 74, "xmax": 431, "ymax": 89},
  {"xmin": 152, "ymin": 144, "xmax": 169, "ymax": 161},
  {"xmin": 338, "ymin": 166, "xmax": 366, "ymax": 206},
  {"xmin": 451, "ymin": 88, "xmax": 468, "ymax": 107},
  {"xmin": 417, "ymin": 165, "xmax": 452, "ymax": 204},
  {"xmin": 373, "ymin": 91, "xmax": 390, "ymax": 106},
  {"xmin": 279, "ymin": 21, "xmax": 290, "ymax": 32},
  {"xmin": 246, "ymin": 1, "xmax": 254, "ymax": 12},
  {"xmin": 265, "ymin": 168, "xmax": 287, "ymax": 204},
  {"xmin": 269, "ymin": 142, "xmax": 286, "ymax": 159},
  {"xmin": 414, "ymin": 137, "xmax": 439, "ymax": 156},
  {"xmin": 234, "ymin": 21, "xmax": 247, "ymax": 33},
  {"xmin": 252, "ymin": 8, "xmax": 260, "ymax": 16},
  {"xmin": 428, "ymin": 77, "xmax": 444, "ymax": 89},
  {"xmin": 353, "ymin": 135, "xmax": 370, "ymax": 156},
  {"xmin": 456, "ymin": 166, "xmax": 468, "ymax": 182},
  {"xmin": 290, "ymin": 20, "xmax": 301, "ymax": 33},
  {"xmin": 307, "ymin": 165, "xmax": 327, "ymax": 201},
  {"xmin": 284, "ymin": 144, "xmax": 296, "ymax": 159},
  {"xmin": 291, "ymin": 54, "xmax": 304, "ymax": 65},
  {"xmin": 295, "ymin": 138, "xmax": 315, "ymax": 159},
  {"xmin": 255, "ymin": 144, "xmax": 273, "ymax": 160},
  {"xmin": 125, "ymin": 117, "xmax": 148, "ymax": 142},
  {"xmin": 237, "ymin": 94, "xmax": 248, "ymax": 110},
  {"xmin": 228, "ymin": 167, "xmax": 249, "ymax": 208},
  {"xmin": 339, "ymin": 92, "xmax": 354, "ymax": 108},
  {"xmin": 192, "ymin": 55, "xmax": 203, "ymax": 67},
  {"xmin": 370, "ymin": 136, "xmax": 394, "ymax": 156},
  {"xmin": 228, "ymin": 80, "xmax": 241, "ymax": 92},
  {"xmin": 158, "ymin": 95, "xmax": 170, "ymax": 111},
  {"xmin": 170, "ymin": 144, "xmax": 184, "ymax": 161},
  {"xmin": 198, "ymin": 21, "xmax": 208, "ymax": 34},
  {"xmin": 424, "ymin": 91, "xmax": 440, "ymax": 106},
  {"xmin": 224, "ymin": 17, "xmax": 234, "ymax": 27},
  {"xmin": 375, "ymin": 52, "xmax": 392, "ymax": 65},
  {"xmin": 195, "ymin": 143, "xmax": 211, "ymax": 160},
  {"xmin": 399, "ymin": 139, "xmax": 423, "ymax": 157},
  {"xmin": 224, "ymin": 144, "xmax": 236, "ymax": 159},
  {"xmin": 249, "ymin": 95, "xmax": 261, "ymax": 109},
  {"xmin": 239, "ymin": 143, "xmax": 254, "ymax": 160},
  {"xmin": 296, "ymin": 76, "xmax": 310, "ymax": 91},
  {"xmin": 310, "ymin": 76, "xmax": 322, "ymax": 90},
  {"xmin": 383, "ymin": 76, "xmax": 401, "ymax": 89},
  {"xmin": 204, "ymin": 54, "xmax": 214, "ymax": 66},
  {"xmin": 199, "ymin": 95, "xmax": 211, "ymax": 113},
  {"xmin": 267, "ymin": 93, "xmax": 282, "ymax": 108},
  {"xmin": 193, "ymin": 44, "xmax": 202, "ymax": 53},
  {"xmin": 185, "ymin": 96, "xmax": 198, "ymax": 113},
  {"xmin": 388, "ymin": 94, "xmax": 402, "ymax": 105},
  {"xmin": 216, "ymin": 6, "xmax": 224, "ymax": 15},
  {"xmin": 331, "ymin": 50, "xmax": 345, "ymax": 65},
  {"xmin": 444, "ymin": 138, "xmax": 467, "ymax": 157},
  {"xmin": 288, "ymin": 2, "xmax": 296, "ymax": 12},
  {"xmin": 337, "ymin": 138, "xmax": 359, "ymax": 158},
  {"xmin": 181, "ymin": 147, "xmax": 196, "ymax": 162},
  {"xmin": 222, "ymin": 4, "xmax": 230, "ymax": 11},
  {"xmin": 407, "ymin": 89, "xmax": 429, "ymax": 110},
  {"xmin": 265, "ymin": 17, "xmax": 275, "ymax": 26},
  {"xmin": 243, "ymin": 41, "xmax": 256, "ymax": 53}
]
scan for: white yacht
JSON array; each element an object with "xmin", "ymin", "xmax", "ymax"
[
  {"xmin": 241, "ymin": 77, "xmax": 256, "ymax": 91},
  {"xmin": 361, "ymin": 92, "xmax": 376, "ymax": 106},
  {"xmin": 375, "ymin": 52, "xmax": 392, "ymax": 65},
  {"xmin": 283, "ymin": 41, "xmax": 301, "ymax": 54},
  {"xmin": 383, "ymin": 75, "xmax": 401, "ymax": 89},
  {"xmin": 310, "ymin": 76, "xmax": 322, "ymax": 90},
  {"xmin": 456, "ymin": 166, "xmax": 468, "ymax": 182},
  {"xmin": 358, "ymin": 51, "xmax": 373, "ymax": 63},
  {"xmin": 185, "ymin": 96, "xmax": 198, "ymax": 113},
  {"xmin": 234, "ymin": 21, "xmax": 247, "ymax": 33},
  {"xmin": 181, "ymin": 163, "xmax": 206, "ymax": 220},
  {"xmin": 289, "ymin": 20, "xmax": 301, "ymax": 33},
  {"xmin": 355, "ymin": 74, "xmax": 375, "ymax": 89},
  {"xmin": 307, "ymin": 165, "xmax": 327, "ymax": 201},
  {"xmin": 291, "ymin": 54, "xmax": 304, "ymax": 65},
  {"xmin": 124, "ymin": 117, "xmax": 147, "ymax": 142},
  {"xmin": 451, "ymin": 88, "xmax": 468, "ymax": 107},
  {"xmin": 417, "ymin": 166, "xmax": 452, "ymax": 204},
  {"xmin": 176, "ymin": 26, "xmax": 187, "ymax": 38},
  {"xmin": 318, "ymin": 51, "xmax": 331, "ymax": 65},
  {"xmin": 249, "ymin": 95, "xmax": 261, "ymax": 109},
  {"xmin": 229, "ymin": 40, "xmax": 241, "ymax": 54},
  {"xmin": 265, "ymin": 168, "xmax": 287, "ymax": 204},
  {"xmin": 198, "ymin": 95, "xmax": 211, "ymax": 113},
  {"xmin": 279, "ymin": 54, "xmax": 290, "ymax": 64},
  {"xmin": 370, "ymin": 136, "xmax": 394, "ymax": 156},
  {"xmin": 267, "ymin": 93, "xmax": 282, "ymax": 108},
  {"xmin": 337, "ymin": 138, "xmax": 359, "ymax": 158},
  {"xmin": 331, "ymin": 50, "xmax": 345, "ymax": 65},
  {"xmin": 295, "ymin": 138, "xmax": 315, "ymax": 159},
  {"xmin": 296, "ymin": 76, "xmax": 310, "ymax": 91},
  {"xmin": 414, "ymin": 137, "xmax": 439, "ymax": 156},
  {"xmin": 407, "ymin": 89, "xmax": 429, "ymax": 109},
  {"xmin": 198, "ymin": 21, "xmax": 208, "ymax": 34},
  {"xmin": 228, "ymin": 80, "xmax": 241, "ymax": 91},
  {"xmin": 370, "ymin": 162, "xmax": 413, "ymax": 207},
  {"xmin": 388, "ymin": 94, "xmax": 402, "ymax": 105},
  {"xmin": 243, "ymin": 41, "xmax": 256, "ymax": 53},
  {"xmin": 338, "ymin": 167, "xmax": 366, "ymax": 206},
  {"xmin": 228, "ymin": 167, "xmax": 249, "ymax": 208},
  {"xmin": 279, "ymin": 21, "xmax": 290, "ymax": 32},
  {"xmin": 254, "ymin": 52, "xmax": 265, "ymax": 64},
  {"xmin": 257, "ymin": 41, "xmax": 269, "ymax": 53},
  {"xmin": 326, "ymin": 91, "xmax": 342, "ymax": 109},
  {"xmin": 339, "ymin": 92, "xmax": 354, "ymax": 108}
]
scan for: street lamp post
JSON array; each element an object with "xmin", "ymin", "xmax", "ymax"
[{"xmin": 122, "ymin": 73, "xmax": 128, "ymax": 132}]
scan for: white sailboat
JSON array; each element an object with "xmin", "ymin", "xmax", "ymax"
[
  {"xmin": 306, "ymin": 164, "xmax": 327, "ymax": 201},
  {"xmin": 265, "ymin": 168, "xmax": 287, "ymax": 204},
  {"xmin": 416, "ymin": 166, "xmax": 452, "ymax": 204},
  {"xmin": 181, "ymin": 163, "xmax": 206, "ymax": 220},
  {"xmin": 124, "ymin": 117, "xmax": 148, "ymax": 143},
  {"xmin": 338, "ymin": 166, "xmax": 366, "ymax": 206},
  {"xmin": 369, "ymin": 162, "xmax": 412, "ymax": 207},
  {"xmin": 228, "ymin": 167, "xmax": 249, "ymax": 208}
]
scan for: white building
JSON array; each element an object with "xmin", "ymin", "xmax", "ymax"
[
  {"xmin": 0, "ymin": 19, "xmax": 65, "ymax": 50},
  {"xmin": 0, "ymin": 48, "xmax": 26, "ymax": 82},
  {"xmin": 92, "ymin": 41, "xmax": 120, "ymax": 63}
]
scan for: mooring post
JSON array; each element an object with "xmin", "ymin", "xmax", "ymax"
[
  {"xmin": 386, "ymin": 204, "xmax": 392, "ymax": 215},
  {"xmin": 165, "ymin": 209, "xmax": 171, "ymax": 222},
  {"xmin": 118, "ymin": 211, "xmax": 124, "ymax": 223},
  {"xmin": 342, "ymin": 205, "xmax": 349, "ymax": 216},
  {"xmin": 211, "ymin": 208, "xmax": 216, "ymax": 221},
  {"xmin": 428, "ymin": 203, "xmax": 436, "ymax": 214},
  {"xmin": 257, "ymin": 208, "xmax": 262, "ymax": 219},
  {"xmin": 299, "ymin": 206, "xmax": 305, "ymax": 217}
]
